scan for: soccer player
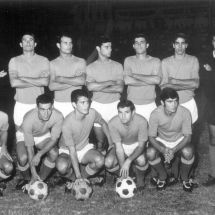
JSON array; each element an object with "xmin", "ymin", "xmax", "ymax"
[
  {"xmin": 8, "ymin": 33, "xmax": 50, "ymax": 188},
  {"xmin": 49, "ymin": 33, "xmax": 86, "ymax": 117},
  {"xmin": 124, "ymin": 33, "xmax": 161, "ymax": 122},
  {"xmin": 201, "ymin": 33, "xmax": 215, "ymax": 186},
  {"xmin": 0, "ymin": 111, "xmax": 14, "ymax": 196},
  {"xmin": 15, "ymin": 94, "xmax": 63, "ymax": 189},
  {"xmin": 56, "ymin": 89, "xmax": 112, "ymax": 192},
  {"xmin": 160, "ymin": 33, "xmax": 199, "ymax": 124},
  {"xmin": 86, "ymin": 36, "xmax": 124, "ymax": 153},
  {"xmin": 147, "ymin": 88, "xmax": 194, "ymax": 192},
  {"xmin": 105, "ymin": 100, "xmax": 148, "ymax": 190}
]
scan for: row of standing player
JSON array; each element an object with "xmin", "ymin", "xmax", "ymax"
[{"xmin": 0, "ymin": 31, "xmax": 213, "ymax": 196}]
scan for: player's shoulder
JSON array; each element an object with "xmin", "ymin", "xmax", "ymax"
[
  {"xmin": 35, "ymin": 54, "xmax": 49, "ymax": 62},
  {"xmin": 124, "ymin": 55, "xmax": 135, "ymax": 62},
  {"xmin": 161, "ymin": 55, "xmax": 173, "ymax": 64},
  {"xmin": 110, "ymin": 59, "xmax": 122, "ymax": 67},
  {"xmin": 151, "ymin": 105, "xmax": 163, "ymax": 116},
  {"xmin": 148, "ymin": 55, "xmax": 161, "ymax": 63},
  {"xmin": 52, "ymin": 108, "xmax": 64, "ymax": 120},
  {"xmin": 108, "ymin": 115, "xmax": 119, "ymax": 125},
  {"xmin": 134, "ymin": 113, "xmax": 148, "ymax": 124},
  {"xmin": 185, "ymin": 54, "xmax": 199, "ymax": 62},
  {"xmin": 22, "ymin": 108, "xmax": 37, "ymax": 124},
  {"xmin": 73, "ymin": 55, "xmax": 86, "ymax": 64},
  {"xmin": 177, "ymin": 105, "xmax": 191, "ymax": 116},
  {"xmin": 9, "ymin": 54, "xmax": 23, "ymax": 63}
]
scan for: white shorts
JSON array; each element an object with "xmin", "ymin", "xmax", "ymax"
[
  {"xmin": 156, "ymin": 136, "xmax": 184, "ymax": 149},
  {"xmin": 135, "ymin": 102, "xmax": 157, "ymax": 122},
  {"xmin": 14, "ymin": 102, "xmax": 36, "ymax": 126},
  {"xmin": 59, "ymin": 143, "xmax": 94, "ymax": 163},
  {"xmin": 181, "ymin": 98, "xmax": 198, "ymax": 124},
  {"xmin": 16, "ymin": 131, "xmax": 51, "ymax": 145},
  {"xmin": 54, "ymin": 101, "xmax": 74, "ymax": 118},
  {"xmin": 91, "ymin": 100, "xmax": 119, "ymax": 127},
  {"xmin": 122, "ymin": 142, "xmax": 139, "ymax": 157}
]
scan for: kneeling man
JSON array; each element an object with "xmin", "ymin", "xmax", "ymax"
[
  {"xmin": 16, "ymin": 94, "xmax": 63, "ymax": 189},
  {"xmin": 105, "ymin": 100, "xmax": 148, "ymax": 190},
  {"xmin": 147, "ymin": 87, "xmax": 194, "ymax": 191},
  {"xmin": 57, "ymin": 89, "xmax": 112, "ymax": 192}
]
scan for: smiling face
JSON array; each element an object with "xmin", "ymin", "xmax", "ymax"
[
  {"xmin": 133, "ymin": 37, "xmax": 148, "ymax": 55},
  {"xmin": 20, "ymin": 34, "xmax": 37, "ymax": 52},
  {"xmin": 173, "ymin": 37, "xmax": 188, "ymax": 56},
  {"xmin": 37, "ymin": 103, "xmax": 53, "ymax": 121}
]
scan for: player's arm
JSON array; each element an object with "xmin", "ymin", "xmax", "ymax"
[
  {"xmin": 86, "ymin": 80, "xmax": 116, "ymax": 92},
  {"xmin": 19, "ymin": 76, "xmax": 49, "ymax": 87},
  {"xmin": 127, "ymin": 141, "xmax": 146, "ymax": 163},
  {"xmin": 115, "ymin": 141, "xmax": 125, "ymax": 169},
  {"xmin": 149, "ymin": 136, "xmax": 166, "ymax": 154},
  {"xmin": 131, "ymin": 74, "xmax": 161, "ymax": 85},
  {"xmin": 55, "ymin": 73, "xmax": 86, "ymax": 86},
  {"xmin": 172, "ymin": 135, "xmax": 191, "ymax": 154},
  {"xmin": 101, "ymin": 80, "xmax": 124, "ymax": 93}
]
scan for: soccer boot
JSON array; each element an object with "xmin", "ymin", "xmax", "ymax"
[
  {"xmin": 182, "ymin": 180, "xmax": 193, "ymax": 192},
  {"xmin": 15, "ymin": 179, "xmax": 29, "ymax": 191},
  {"xmin": 156, "ymin": 179, "xmax": 167, "ymax": 191}
]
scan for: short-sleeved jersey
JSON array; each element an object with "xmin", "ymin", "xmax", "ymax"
[
  {"xmin": 108, "ymin": 113, "xmax": 148, "ymax": 145},
  {"xmin": 124, "ymin": 56, "xmax": 161, "ymax": 105},
  {"xmin": 86, "ymin": 59, "xmax": 123, "ymax": 103},
  {"xmin": 161, "ymin": 54, "xmax": 199, "ymax": 103},
  {"xmin": 60, "ymin": 108, "xmax": 103, "ymax": 151},
  {"xmin": 50, "ymin": 55, "xmax": 86, "ymax": 102},
  {"xmin": 0, "ymin": 111, "xmax": 9, "ymax": 132},
  {"xmin": 149, "ymin": 105, "xmax": 192, "ymax": 142},
  {"xmin": 21, "ymin": 108, "xmax": 63, "ymax": 146},
  {"xmin": 9, "ymin": 54, "xmax": 50, "ymax": 104}
]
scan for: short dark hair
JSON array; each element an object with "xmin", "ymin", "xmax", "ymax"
[
  {"xmin": 71, "ymin": 89, "xmax": 91, "ymax": 104},
  {"xmin": 160, "ymin": 88, "xmax": 179, "ymax": 102},
  {"xmin": 36, "ymin": 94, "xmax": 54, "ymax": 106},
  {"xmin": 21, "ymin": 32, "xmax": 37, "ymax": 43},
  {"xmin": 117, "ymin": 99, "xmax": 135, "ymax": 112},
  {"xmin": 96, "ymin": 35, "xmax": 111, "ymax": 47},
  {"xmin": 57, "ymin": 32, "xmax": 73, "ymax": 43},
  {"xmin": 133, "ymin": 33, "xmax": 149, "ymax": 44},
  {"xmin": 172, "ymin": 32, "xmax": 188, "ymax": 44}
]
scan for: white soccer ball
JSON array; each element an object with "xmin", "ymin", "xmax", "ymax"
[
  {"xmin": 72, "ymin": 179, "xmax": 93, "ymax": 201},
  {"xmin": 115, "ymin": 177, "xmax": 137, "ymax": 199},
  {"xmin": 28, "ymin": 181, "xmax": 48, "ymax": 201}
]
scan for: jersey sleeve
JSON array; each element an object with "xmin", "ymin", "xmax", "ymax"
[
  {"xmin": 86, "ymin": 66, "xmax": 95, "ymax": 82},
  {"xmin": 50, "ymin": 113, "xmax": 64, "ymax": 141},
  {"xmin": 123, "ymin": 58, "xmax": 131, "ymax": 77},
  {"xmin": 76, "ymin": 59, "xmax": 86, "ymax": 75},
  {"xmin": 8, "ymin": 58, "xmax": 18, "ymax": 77},
  {"xmin": 93, "ymin": 109, "xmax": 104, "ymax": 125},
  {"xmin": 148, "ymin": 112, "xmax": 158, "ymax": 137},
  {"xmin": 40, "ymin": 58, "xmax": 50, "ymax": 78},
  {"xmin": 115, "ymin": 63, "xmax": 124, "ymax": 80},
  {"xmin": 153, "ymin": 59, "xmax": 162, "ymax": 78},
  {"xmin": 160, "ymin": 59, "xmax": 169, "ymax": 86},
  {"xmin": 191, "ymin": 57, "xmax": 200, "ymax": 80},
  {"xmin": 182, "ymin": 109, "xmax": 192, "ymax": 136},
  {"xmin": 62, "ymin": 119, "xmax": 75, "ymax": 147}
]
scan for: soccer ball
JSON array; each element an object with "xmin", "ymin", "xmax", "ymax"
[
  {"xmin": 72, "ymin": 179, "xmax": 93, "ymax": 201},
  {"xmin": 115, "ymin": 177, "xmax": 137, "ymax": 199},
  {"xmin": 28, "ymin": 181, "xmax": 48, "ymax": 201}
]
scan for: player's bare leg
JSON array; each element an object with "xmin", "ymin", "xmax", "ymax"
[{"xmin": 94, "ymin": 127, "xmax": 107, "ymax": 155}]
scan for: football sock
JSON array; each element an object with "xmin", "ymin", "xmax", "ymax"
[
  {"xmin": 209, "ymin": 145, "xmax": 215, "ymax": 177},
  {"xmin": 133, "ymin": 164, "xmax": 149, "ymax": 187},
  {"xmin": 17, "ymin": 163, "xmax": 31, "ymax": 180},
  {"xmin": 149, "ymin": 158, "xmax": 167, "ymax": 181},
  {"xmin": 180, "ymin": 156, "xmax": 195, "ymax": 181},
  {"xmin": 171, "ymin": 156, "xmax": 180, "ymax": 178},
  {"xmin": 39, "ymin": 158, "xmax": 55, "ymax": 181}
]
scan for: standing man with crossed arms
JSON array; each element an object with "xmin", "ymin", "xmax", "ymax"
[
  {"xmin": 49, "ymin": 33, "xmax": 86, "ymax": 117},
  {"xmin": 8, "ymin": 33, "xmax": 50, "ymax": 189},
  {"xmin": 86, "ymin": 36, "xmax": 124, "ymax": 153},
  {"xmin": 124, "ymin": 33, "xmax": 161, "ymax": 122}
]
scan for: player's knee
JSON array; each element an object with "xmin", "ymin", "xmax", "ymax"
[
  {"xmin": 105, "ymin": 155, "xmax": 115, "ymax": 169},
  {"xmin": 146, "ymin": 147, "xmax": 157, "ymax": 161},
  {"xmin": 136, "ymin": 154, "xmax": 147, "ymax": 167},
  {"xmin": 181, "ymin": 146, "xmax": 194, "ymax": 160},
  {"xmin": 47, "ymin": 148, "xmax": 59, "ymax": 162},
  {"xmin": 56, "ymin": 158, "xmax": 69, "ymax": 175},
  {"xmin": 17, "ymin": 154, "xmax": 28, "ymax": 167},
  {"xmin": 94, "ymin": 154, "xmax": 104, "ymax": 168},
  {"xmin": 3, "ymin": 161, "xmax": 14, "ymax": 175}
]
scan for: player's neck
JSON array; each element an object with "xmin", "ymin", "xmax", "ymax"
[
  {"xmin": 75, "ymin": 110, "xmax": 86, "ymax": 120},
  {"xmin": 98, "ymin": 55, "xmax": 110, "ymax": 62},
  {"xmin": 174, "ymin": 53, "xmax": 186, "ymax": 60},
  {"xmin": 23, "ymin": 51, "xmax": 35, "ymax": 57},
  {"xmin": 135, "ymin": 53, "xmax": 148, "ymax": 60},
  {"xmin": 60, "ymin": 52, "xmax": 72, "ymax": 58}
]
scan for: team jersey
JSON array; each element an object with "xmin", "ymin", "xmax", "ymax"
[
  {"xmin": 9, "ymin": 54, "xmax": 49, "ymax": 104},
  {"xmin": 50, "ymin": 55, "xmax": 86, "ymax": 102},
  {"xmin": 60, "ymin": 108, "xmax": 103, "ymax": 151},
  {"xmin": 124, "ymin": 55, "xmax": 161, "ymax": 105},
  {"xmin": 21, "ymin": 108, "xmax": 63, "ymax": 146},
  {"xmin": 86, "ymin": 59, "xmax": 123, "ymax": 104},
  {"xmin": 108, "ymin": 113, "xmax": 148, "ymax": 145},
  {"xmin": 149, "ymin": 105, "xmax": 192, "ymax": 142},
  {"xmin": 161, "ymin": 54, "xmax": 199, "ymax": 103}
]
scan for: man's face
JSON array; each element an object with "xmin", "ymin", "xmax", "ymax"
[
  {"xmin": 58, "ymin": 36, "xmax": 73, "ymax": 54},
  {"xmin": 118, "ymin": 106, "xmax": 134, "ymax": 124},
  {"xmin": 38, "ymin": 103, "xmax": 53, "ymax": 121},
  {"xmin": 98, "ymin": 42, "xmax": 112, "ymax": 58},
  {"xmin": 163, "ymin": 98, "xmax": 179, "ymax": 114},
  {"xmin": 133, "ymin": 37, "xmax": 148, "ymax": 54},
  {"xmin": 20, "ymin": 35, "xmax": 36, "ymax": 52},
  {"xmin": 73, "ymin": 96, "xmax": 90, "ymax": 115},
  {"xmin": 173, "ymin": 37, "xmax": 188, "ymax": 55},
  {"xmin": 212, "ymin": 36, "xmax": 215, "ymax": 50}
]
